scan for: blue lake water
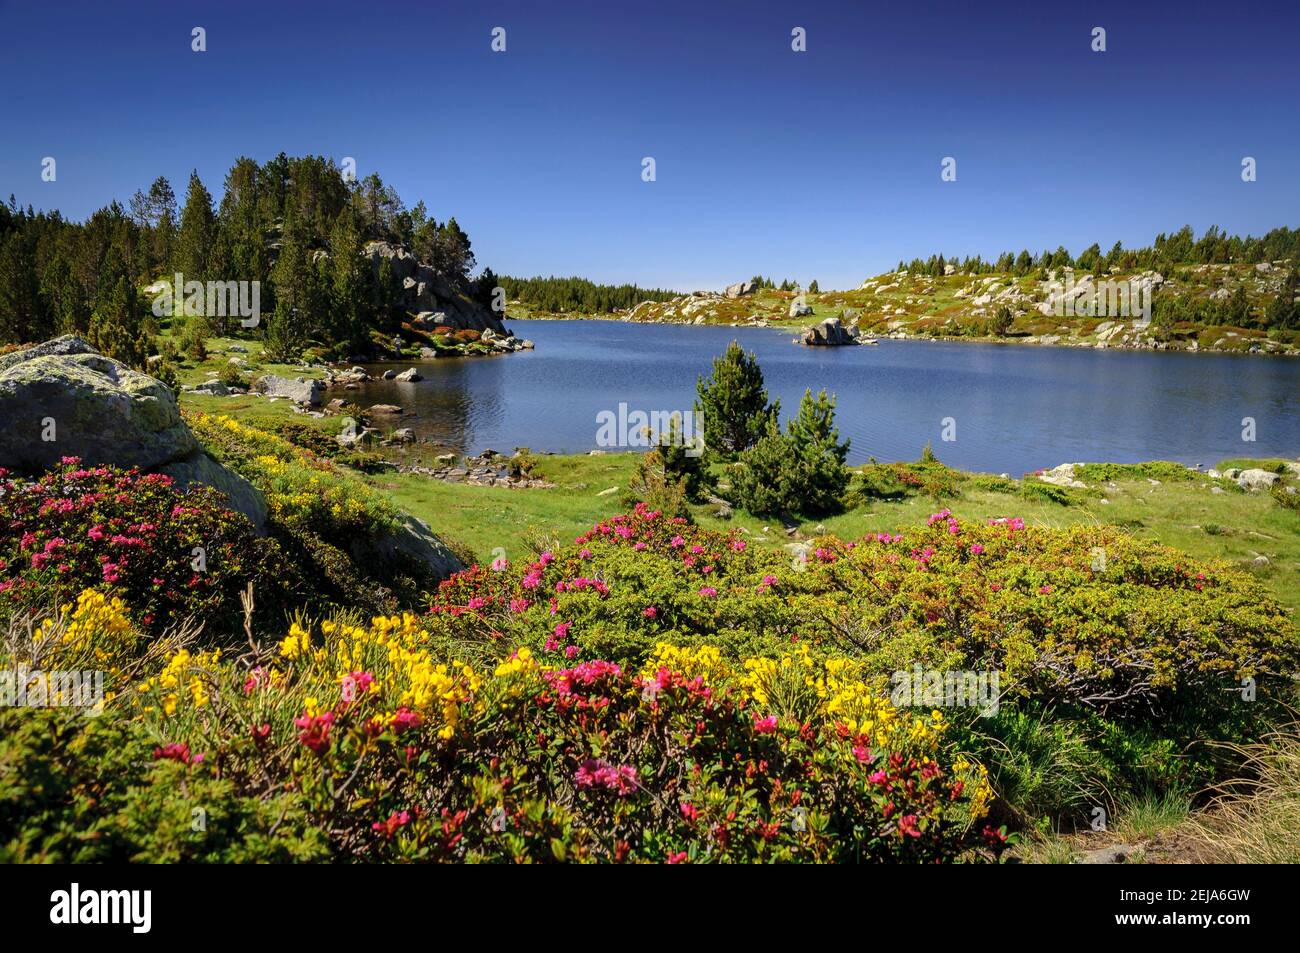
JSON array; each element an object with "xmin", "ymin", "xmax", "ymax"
[{"xmin": 357, "ymin": 319, "xmax": 1300, "ymax": 474}]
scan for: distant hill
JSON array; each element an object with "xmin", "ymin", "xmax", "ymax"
[
  {"xmin": 557, "ymin": 226, "xmax": 1300, "ymax": 356},
  {"xmin": 500, "ymin": 274, "xmax": 681, "ymax": 315}
]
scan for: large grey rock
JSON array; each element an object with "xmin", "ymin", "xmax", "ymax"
[
  {"xmin": 1236, "ymin": 468, "xmax": 1280, "ymax": 491},
  {"xmin": 253, "ymin": 373, "xmax": 323, "ymax": 406},
  {"xmin": 0, "ymin": 340, "xmax": 198, "ymax": 471},
  {"xmin": 790, "ymin": 298, "xmax": 815, "ymax": 319},
  {"xmin": 159, "ymin": 451, "xmax": 267, "ymax": 531},
  {"xmin": 0, "ymin": 333, "xmax": 100, "ymax": 372},
  {"xmin": 358, "ymin": 513, "xmax": 464, "ymax": 580},
  {"xmin": 801, "ymin": 316, "xmax": 858, "ymax": 346},
  {"xmin": 724, "ymin": 279, "xmax": 758, "ymax": 298},
  {"xmin": 1039, "ymin": 463, "xmax": 1088, "ymax": 489},
  {"xmin": 0, "ymin": 336, "xmax": 267, "ymax": 529}
]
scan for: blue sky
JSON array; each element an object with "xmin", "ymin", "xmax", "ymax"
[{"xmin": 2, "ymin": 0, "xmax": 1296, "ymax": 291}]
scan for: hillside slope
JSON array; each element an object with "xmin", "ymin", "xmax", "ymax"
[{"xmin": 526, "ymin": 261, "xmax": 1300, "ymax": 356}]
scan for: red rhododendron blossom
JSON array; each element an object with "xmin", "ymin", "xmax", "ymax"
[{"xmin": 574, "ymin": 758, "xmax": 638, "ymax": 795}]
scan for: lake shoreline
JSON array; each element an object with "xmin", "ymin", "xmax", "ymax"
[{"xmin": 504, "ymin": 313, "xmax": 1300, "ymax": 359}]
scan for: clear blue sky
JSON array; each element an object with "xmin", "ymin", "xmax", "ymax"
[{"xmin": 2, "ymin": 0, "xmax": 1296, "ymax": 291}]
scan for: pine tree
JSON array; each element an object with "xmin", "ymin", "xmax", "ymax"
[
  {"xmin": 174, "ymin": 171, "xmax": 215, "ymax": 281},
  {"xmin": 263, "ymin": 206, "xmax": 313, "ymax": 361},
  {"xmin": 786, "ymin": 388, "xmax": 850, "ymax": 514},
  {"xmin": 218, "ymin": 158, "xmax": 265, "ymax": 297},
  {"xmin": 329, "ymin": 209, "xmax": 368, "ymax": 351},
  {"xmin": 733, "ymin": 389, "xmax": 850, "ymax": 517},
  {"xmin": 731, "ymin": 421, "xmax": 795, "ymax": 515},
  {"xmin": 88, "ymin": 275, "xmax": 147, "ymax": 367},
  {"xmin": 38, "ymin": 252, "xmax": 86, "ymax": 334},
  {"xmin": 0, "ymin": 231, "xmax": 42, "ymax": 344},
  {"xmin": 694, "ymin": 341, "xmax": 780, "ymax": 459}
]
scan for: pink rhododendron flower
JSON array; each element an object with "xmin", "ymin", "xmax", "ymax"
[{"xmin": 574, "ymin": 758, "xmax": 638, "ymax": 795}]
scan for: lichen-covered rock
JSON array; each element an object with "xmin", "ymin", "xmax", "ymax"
[
  {"xmin": 358, "ymin": 513, "xmax": 463, "ymax": 581},
  {"xmin": 0, "ymin": 336, "xmax": 266, "ymax": 529},
  {"xmin": 252, "ymin": 373, "xmax": 323, "ymax": 406},
  {"xmin": 1236, "ymin": 468, "xmax": 1280, "ymax": 491},
  {"xmin": 0, "ymin": 339, "xmax": 198, "ymax": 471},
  {"xmin": 801, "ymin": 316, "xmax": 858, "ymax": 346}
]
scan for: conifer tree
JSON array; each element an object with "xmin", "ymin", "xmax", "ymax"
[
  {"xmin": 694, "ymin": 341, "xmax": 780, "ymax": 459},
  {"xmin": 173, "ymin": 171, "xmax": 215, "ymax": 281}
]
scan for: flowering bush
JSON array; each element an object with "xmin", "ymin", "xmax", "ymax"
[
  {"xmin": 3, "ymin": 596, "xmax": 998, "ymax": 863},
  {"xmin": 0, "ymin": 458, "xmax": 289, "ymax": 631},
  {"xmin": 187, "ymin": 413, "xmax": 397, "ymax": 537},
  {"xmin": 425, "ymin": 504, "xmax": 1298, "ymax": 719},
  {"xmin": 187, "ymin": 412, "xmax": 442, "ymax": 612},
  {"xmin": 3, "ymin": 501, "xmax": 1296, "ymax": 860}
]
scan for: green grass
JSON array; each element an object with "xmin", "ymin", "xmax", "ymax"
[
  {"xmin": 360, "ymin": 451, "xmax": 1300, "ymax": 612},
  {"xmin": 364, "ymin": 453, "xmax": 643, "ymax": 561},
  {"xmin": 1114, "ymin": 793, "xmax": 1192, "ymax": 841},
  {"xmin": 1217, "ymin": 457, "xmax": 1293, "ymax": 473}
]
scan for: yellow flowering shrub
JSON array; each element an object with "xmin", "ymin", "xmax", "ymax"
[
  {"xmin": 187, "ymin": 412, "xmax": 397, "ymax": 535},
  {"xmin": 34, "ymin": 589, "xmax": 136, "ymax": 664},
  {"xmin": 137, "ymin": 646, "xmax": 222, "ymax": 716}
]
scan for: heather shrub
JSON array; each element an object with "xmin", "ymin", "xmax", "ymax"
[
  {"xmin": 423, "ymin": 504, "xmax": 1299, "ymax": 806},
  {"xmin": 0, "ymin": 458, "xmax": 292, "ymax": 633},
  {"xmin": 426, "ymin": 506, "xmax": 1298, "ymax": 713},
  {"xmin": 0, "ymin": 593, "xmax": 999, "ymax": 863}
]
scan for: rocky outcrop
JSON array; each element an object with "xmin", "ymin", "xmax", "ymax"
[
  {"xmin": 724, "ymin": 279, "xmax": 759, "ymax": 298},
  {"xmin": 191, "ymin": 379, "xmax": 230, "ymax": 396},
  {"xmin": 359, "ymin": 514, "xmax": 464, "ymax": 581},
  {"xmin": 0, "ymin": 336, "xmax": 267, "ymax": 529},
  {"xmin": 1038, "ymin": 463, "xmax": 1088, "ymax": 489},
  {"xmin": 1236, "ymin": 468, "xmax": 1280, "ymax": 491},
  {"xmin": 252, "ymin": 373, "xmax": 324, "ymax": 406},
  {"xmin": 789, "ymin": 297, "xmax": 814, "ymax": 319},
  {"xmin": 401, "ymin": 450, "xmax": 554, "ymax": 489},
  {"xmin": 801, "ymin": 316, "xmax": 859, "ymax": 346},
  {"xmin": 362, "ymin": 241, "xmax": 506, "ymax": 335}
]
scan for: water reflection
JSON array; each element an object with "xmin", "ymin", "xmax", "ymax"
[{"xmin": 355, "ymin": 320, "xmax": 1300, "ymax": 473}]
